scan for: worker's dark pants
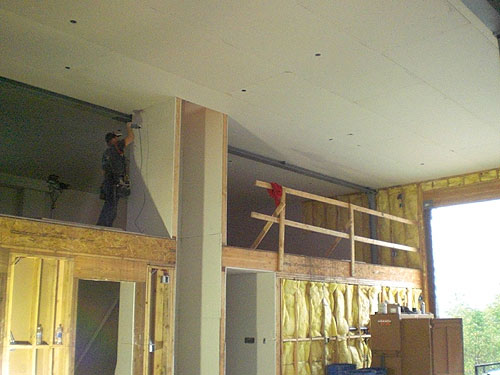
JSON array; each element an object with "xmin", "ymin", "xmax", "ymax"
[{"xmin": 97, "ymin": 182, "xmax": 119, "ymax": 227}]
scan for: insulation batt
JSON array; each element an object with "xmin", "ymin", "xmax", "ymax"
[{"xmin": 281, "ymin": 280, "xmax": 421, "ymax": 374}]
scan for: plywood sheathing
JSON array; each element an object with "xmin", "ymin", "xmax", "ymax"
[
  {"xmin": 0, "ymin": 216, "xmax": 176, "ymax": 264},
  {"xmin": 280, "ymin": 279, "xmax": 422, "ymax": 374}
]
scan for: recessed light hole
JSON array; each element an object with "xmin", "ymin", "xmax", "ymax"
[
  {"xmin": 241, "ymin": 89, "xmax": 247, "ymax": 92},
  {"xmin": 65, "ymin": 66, "xmax": 71, "ymax": 70},
  {"xmin": 70, "ymin": 19, "xmax": 77, "ymax": 24},
  {"xmin": 315, "ymin": 53, "xmax": 321, "ymax": 57}
]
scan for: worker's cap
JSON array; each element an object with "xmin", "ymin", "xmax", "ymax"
[{"xmin": 105, "ymin": 132, "xmax": 120, "ymax": 143}]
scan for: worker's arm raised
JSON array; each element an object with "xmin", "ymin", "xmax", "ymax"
[{"xmin": 124, "ymin": 122, "xmax": 135, "ymax": 146}]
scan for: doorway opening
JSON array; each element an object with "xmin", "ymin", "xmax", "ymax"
[
  {"xmin": 225, "ymin": 269, "xmax": 276, "ymax": 375},
  {"xmin": 429, "ymin": 199, "xmax": 500, "ymax": 374},
  {"xmin": 75, "ymin": 280, "xmax": 135, "ymax": 375}
]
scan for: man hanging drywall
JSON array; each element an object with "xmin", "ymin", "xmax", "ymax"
[{"xmin": 96, "ymin": 122, "xmax": 135, "ymax": 227}]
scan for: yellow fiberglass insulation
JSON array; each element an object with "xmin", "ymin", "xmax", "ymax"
[
  {"xmin": 298, "ymin": 341, "xmax": 311, "ymax": 375},
  {"xmin": 283, "ymin": 342, "xmax": 295, "ymax": 375},
  {"xmin": 323, "ymin": 283, "xmax": 334, "ymax": 337},
  {"xmin": 282, "ymin": 279, "xmax": 298, "ymax": 338},
  {"xmin": 309, "ymin": 282, "xmax": 323, "ymax": 337},
  {"xmin": 310, "ymin": 341, "xmax": 324, "ymax": 375},
  {"xmin": 327, "ymin": 283, "xmax": 338, "ymax": 337},
  {"xmin": 358, "ymin": 285, "xmax": 371, "ymax": 327},
  {"xmin": 337, "ymin": 339, "xmax": 352, "ymax": 363},
  {"xmin": 348, "ymin": 339, "xmax": 363, "ymax": 368},
  {"xmin": 297, "ymin": 281, "xmax": 310, "ymax": 338},
  {"xmin": 326, "ymin": 341, "xmax": 336, "ymax": 364},
  {"xmin": 334, "ymin": 284, "xmax": 349, "ymax": 336}
]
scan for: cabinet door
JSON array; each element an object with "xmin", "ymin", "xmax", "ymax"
[
  {"xmin": 2, "ymin": 255, "xmax": 74, "ymax": 375},
  {"xmin": 401, "ymin": 318, "xmax": 432, "ymax": 375},
  {"xmin": 432, "ymin": 319, "xmax": 464, "ymax": 375}
]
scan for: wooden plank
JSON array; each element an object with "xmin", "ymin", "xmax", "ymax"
[
  {"xmin": 74, "ymin": 256, "xmax": 148, "ymax": 282},
  {"xmin": 278, "ymin": 191, "xmax": 286, "ymax": 271},
  {"xmin": 134, "ymin": 282, "xmax": 146, "ymax": 375},
  {"xmin": 353, "ymin": 236, "xmax": 417, "ymax": 252},
  {"xmin": 324, "ymin": 219, "xmax": 351, "ymax": 258},
  {"xmin": 352, "ymin": 205, "xmax": 416, "ymax": 225},
  {"xmin": 350, "ymin": 205, "xmax": 355, "ymax": 277},
  {"xmin": 222, "ymin": 247, "xmax": 423, "ymax": 288},
  {"xmin": 171, "ymin": 97, "xmax": 182, "ymax": 240},
  {"xmin": 276, "ymin": 277, "xmax": 282, "ymax": 375},
  {"xmin": 251, "ymin": 212, "xmax": 350, "ymax": 239},
  {"xmin": 221, "ymin": 114, "xmax": 228, "ymax": 246},
  {"xmin": 255, "ymin": 180, "xmax": 415, "ymax": 225},
  {"xmin": 0, "ymin": 215, "xmax": 176, "ymax": 264},
  {"xmin": 423, "ymin": 177, "xmax": 500, "ymax": 208},
  {"xmin": 256, "ymin": 180, "xmax": 350, "ymax": 209},
  {"xmin": 250, "ymin": 202, "xmax": 285, "ymax": 250}
]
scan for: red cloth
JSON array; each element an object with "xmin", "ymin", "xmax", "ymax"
[{"xmin": 267, "ymin": 182, "xmax": 283, "ymax": 207}]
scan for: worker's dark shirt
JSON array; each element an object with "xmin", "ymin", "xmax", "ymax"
[{"xmin": 102, "ymin": 139, "xmax": 126, "ymax": 184}]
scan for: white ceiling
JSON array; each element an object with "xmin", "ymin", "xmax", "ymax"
[{"xmin": 1, "ymin": 0, "xmax": 500, "ymax": 191}]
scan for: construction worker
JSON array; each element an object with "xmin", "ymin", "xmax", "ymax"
[{"xmin": 96, "ymin": 122, "xmax": 134, "ymax": 227}]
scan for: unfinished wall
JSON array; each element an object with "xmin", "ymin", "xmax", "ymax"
[
  {"xmin": 0, "ymin": 172, "xmax": 127, "ymax": 228},
  {"xmin": 303, "ymin": 167, "xmax": 500, "ymax": 270},
  {"xmin": 281, "ymin": 279, "xmax": 422, "ymax": 375},
  {"xmin": 127, "ymin": 97, "xmax": 179, "ymax": 238}
]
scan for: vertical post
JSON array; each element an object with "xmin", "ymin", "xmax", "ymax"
[
  {"xmin": 349, "ymin": 204, "xmax": 355, "ymax": 277},
  {"xmin": 367, "ymin": 192, "xmax": 379, "ymax": 264},
  {"xmin": 278, "ymin": 190, "xmax": 286, "ymax": 272}
]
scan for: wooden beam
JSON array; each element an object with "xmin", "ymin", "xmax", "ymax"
[
  {"xmin": 353, "ymin": 236, "xmax": 417, "ymax": 252},
  {"xmin": 222, "ymin": 247, "xmax": 423, "ymax": 288},
  {"xmin": 255, "ymin": 180, "xmax": 416, "ymax": 225},
  {"xmin": 250, "ymin": 202, "xmax": 285, "ymax": 249},
  {"xmin": 324, "ymin": 219, "xmax": 351, "ymax": 258},
  {"xmin": 278, "ymin": 191, "xmax": 286, "ymax": 271},
  {"xmin": 251, "ymin": 212, "xmax": 417, "ymax": 253},
  {"xmin": 256, "ymin": 180, "xmax": 349, "ymax": 209},
  {"xmin": 251, "ymin": 212, "xmax": 350, "ymax": 239}
]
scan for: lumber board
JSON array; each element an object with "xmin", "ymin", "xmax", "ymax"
[
  {"xmin": 278, "ymin": 192, "xmax": 286, "ymax": 271},
  {"xmin": 255, "ymin": 180, "xmax": 415, "ymax": 225},
  {"xmin": 251, "ymin": 212, "xmax": 349, "ymax": 239},
  {"xmin": 73, "ymin": 256, "xmax": 147, "ymax": 282},
  {"xmin": 251, "ymin": 202, "xmax": 285, "ymax": 249},
  {"xmin": 423, "ymin": 177, "xmax": 500, "ymax": 207},
  {"xmin": 0, "ymin": 215, "xmax": 176, "ymax": 264},
  {"xmin": 353, "ymin": 236, "xmax": 417, "ymax": 252},
  {"xmin": 222, "ymin": 247, "xmax": 423, "ymax": 288}
]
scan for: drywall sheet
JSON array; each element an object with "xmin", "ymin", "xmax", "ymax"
[{"xmin": 281, "ymin": 279, "xmax": 422, "ymax": 375}]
